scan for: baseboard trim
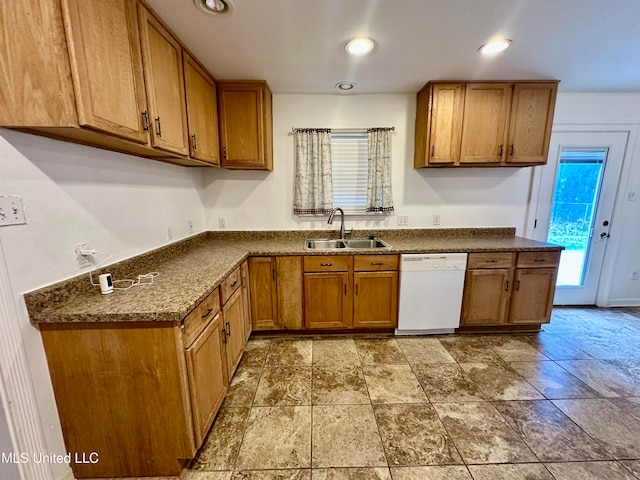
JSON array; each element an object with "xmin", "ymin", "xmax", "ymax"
[{"xmin": 605, "ymin": 299, "xmax": 640, "ymax": 307}]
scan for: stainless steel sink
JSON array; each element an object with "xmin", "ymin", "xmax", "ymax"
[
  {"xmin": 305, "ymin": 238, "xmax": 391, "ymax": 250},
  {"xmin": 344, "ymin": 238, "xmax": 390, "ymax": 249},
  {"xmin": 306, "ymin": 239, "xmax": 347, "ymax": 249}
]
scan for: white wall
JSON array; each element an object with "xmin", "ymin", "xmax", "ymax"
[
  {"xmin": 0, "ymin": 129, "xmax": 206, "ymax": 478},
  {"xmin": 203, "ymin": 92, "xmax": 640, "ymax": 305},
  {"xmin": 1, "ymin": 91, "xmax": 640, "ymax": 480},
  {"xmin": 203, "ymin": 94, "xmax": 535, "ymax": 234}
]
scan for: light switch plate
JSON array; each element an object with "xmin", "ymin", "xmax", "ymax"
[{"xmin": 0, "ymin": 196, "xmax": 27, "ymax": 226}]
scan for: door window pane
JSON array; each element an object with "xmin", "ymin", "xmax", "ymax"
[{"xmin": 548, "ymin": 149, "xmax": 607, "ymax": 286}]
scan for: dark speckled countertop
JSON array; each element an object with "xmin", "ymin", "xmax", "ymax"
[{"xmin": 25, "ymin": 228, "xmax": 562, "ymax": 324}]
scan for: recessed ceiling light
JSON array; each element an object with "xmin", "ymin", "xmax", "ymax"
[
  {"xmin": 345, "ymin": 38, "xmax": 375, "ymax": 56},
  {"xmin": 195, "ymin": 0, "xmax": 233, "ymax": 15},
  {"xmin": 335, "ymin": 81, "xmax": 356, "ymax": 91},
  {"xmin": 478, "ymin": 39, "xmax": 512, "ymax": 54}
]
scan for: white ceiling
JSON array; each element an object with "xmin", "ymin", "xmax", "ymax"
[{"xmin": 147, "ymin": 0, "xmax": 640, "ymax": 94}]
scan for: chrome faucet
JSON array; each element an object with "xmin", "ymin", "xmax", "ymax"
[{"xmin": 327, "ymin": 207, "xmax": 346, "ymax": 239}]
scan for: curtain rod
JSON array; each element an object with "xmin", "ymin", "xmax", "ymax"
[{"xmin": 290, "ymin": 127, "xmax": 395, "ymax": 134}]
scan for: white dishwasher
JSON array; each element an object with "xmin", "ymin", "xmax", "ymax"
[{"xmin": 396, "ymin": 253, "xmax": 468, "ymax": 335}]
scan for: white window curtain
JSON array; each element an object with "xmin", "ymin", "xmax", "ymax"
[
  {"xmin": 293, "ymin": 128, "xmax": 333, "ymax": 215},
  {"xmin": 366, "ymin": 127, "xmax": 394, "ymax": 213}
]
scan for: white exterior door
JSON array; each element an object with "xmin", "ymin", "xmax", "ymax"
[{"xmin": 529, "ymin": 131, "xmax": 628, "ymax": 305}]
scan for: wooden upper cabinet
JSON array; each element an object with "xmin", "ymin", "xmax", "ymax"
[
  {"xmin": 414, "ymin": 80, "xmax": 558, "ymax": 168},
  {"xmin": 460, "ymin": 83, "xmax": 512, "ymax": 164},
  {"xmin": 218, "ymin": 81, "xmax": 273, "ymax": 170},
  {"xmin": 0, "ymin": 0, "xmax": 149, "ymax": 143},
  {"xmin": 414, "ymin": 83, "xmax": 464, "ymax": 167},
  {"xmin": 506, "ymin": 83, "xmax": 557, "ymax": 165},
  {"xmin": 62, "ymin": 0, "xmax": 148, "ymax": 143},
  {"xmin": 138, "ymin": 4, "xmax": 189, "ymax": 156},
  {"xmin": 183, "ymin": 53, "xmax": 220, "ymax": 165}
]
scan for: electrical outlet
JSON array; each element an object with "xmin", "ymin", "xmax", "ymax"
[
  {"xmin": 219, "ymin": 217, "xmax": 227, "ymax": 228},
  {"xmin": 75, "ymin": 244, "xmax": 92, "ymax": 268},
  {"xmin": 433, "ymin": 214, "xmax": 441, "ymax": 226},
  {"xmin": 188, "ymin": 220, "xmax": 194, "ymax": 234},
  {"xmin": 0, "ymin": 196, "xmax": 27, "ymax": 226},
  {"xmin": 628, "ymin": 191, "xmax": 637, "ymax": 202},
  {"xmin": 167, "ymin": 227, "xmax": 173, "ymax": 241},
  {"xmin": 397, "ymin": 215, "xmax": 408, "ymax": 226}
]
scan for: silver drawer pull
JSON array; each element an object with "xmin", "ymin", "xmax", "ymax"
[
  {"xmin": 201, "ymin": 308, "xmax": 213, "ymax": 319},
  {"xmin": 486, "ymin": 260, "xmax": 498, "ymax": 263},
  {"xmin": 534, "ymin": 258, "xmax": 546, "ymax": 262},
  {"xmin": 321, "ymin": 263, "xmax": 332, "ymax": 266},
  {"xmin": 370, "ymin": 262, "xmax": 383, "ymax": 265},
  {"xmin": 230, "ymin": 280, "xmax": 238, "ymax": 287}
]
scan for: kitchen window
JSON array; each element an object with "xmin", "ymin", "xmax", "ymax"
[
  {"xmin": 292, "ymin": 127, "xmax": 394, "ymax": 216},
  {"xmin": 331, "ymin": 132, "xmax": 369, "ymax": 213}
]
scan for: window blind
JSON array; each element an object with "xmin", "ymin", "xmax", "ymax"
[{"xmin": 331, "ymin": 133, "xmax": 368, "ymax": 211}]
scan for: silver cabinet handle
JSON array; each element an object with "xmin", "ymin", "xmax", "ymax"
[
  {"xmin": 141, "ymin": 111, "xmax": 150, "ymax": 131},
  {"xmin": 155, "ymin": 117, "xmax": 162, "ymax": 137}
]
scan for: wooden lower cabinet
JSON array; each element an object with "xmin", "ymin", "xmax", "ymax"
[
  {"xmin": 461, "ymin": 251, "xmax": 560, "ymax": 328},
  {"xmin": 222, "ymin": 287, "xmax": 245, "ymax": 378},
  {"xmin": 41, "ymin": 321, "xmax": 200, "ymax": 478},
  {"xmin": 185, "ymin": 312, "xmax": 227, "ymax": 446},
  {"xmin": 249, "ymin": 256, "xmax": 303, "ymax": 330},
  {"xmin": 353, "ymin": 271, "xmax": 399, "ymax": 328},
  {"xmin": 240, "ymin": 260, "xmax": 252, "ymax": 340},
  {"xmin": 38, "ymin": 276, "xmax": 252, "ymax": 478},
  {"xmin": 461, "ymin": 268, "xmax": 513, "ymax": 325},
  {"xmin": 302, "ymin": 254, "xmax": 399, "ymax": 330},
  {"xmin": 304, "ymin": 272, "xmax": 351, "ymax": 328}
]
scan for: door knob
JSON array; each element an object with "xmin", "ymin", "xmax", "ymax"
[{"xmin": 600, "ymin": 232, "xmax": 610, "ymax": 239}]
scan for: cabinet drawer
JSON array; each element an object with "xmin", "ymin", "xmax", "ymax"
[
  {"xmin": 221, "ymin": 267, "xmax": 242, "ymax": 304},
  {"xmin": 183, "ymin": 288, "xmax": 220, "ymax": 347},
  {"xmin": 467, "ymin": 252, "xmax": 515, "ymax": 269},
  {"xmin": 304, "ymin": 255, "xmax": 350, "ymax": 272},
  {"xmin": 517, "ymin": 251, "xmax": 561, "ymax": 268},
  {"xmin": 354, "ymin": 255, "xmax": 399, "ymax": 272}
]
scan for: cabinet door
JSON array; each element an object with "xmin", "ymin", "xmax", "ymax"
[
  {"xmin": 506, "ymin": 82, "xmax": 557, "ymax": 165},
  {"xmin": 240, "ymin": 260, "xmax": 252, "ymax": 341},
  {"xmin": 461, "ymin": 268, "xmax": 513, "ymax": 325},
  {"xmin": 218, "ymin": 81, "xmax": 273, "ymax": 170},
  {"xmin": 353, "ymin": 272, "xmax": 398, "ymax": 328},
  {"xmin": 138, "ymin": 4, "xmax": 189, "ymax": 155},
  {"xmin": 459, "ymin": 83, "xmax": 511, "ymax": 164},
  {"xmin": 183, "ymin": 53, "xmax": 219, "ymax": 165},
  {"xmin": 223, "ymin": 288, "xmax": 245, "ymax": 378},
  {"xmin": 61, "ymin": 0, "xmax": 149, "ymax": 143},
  {"xmin": 248, "ymin": 257, "xmax": 279, "ymax": 330},
  {"xmin": 276, "ymin": 256, "xmax": 304, "ymax": 329},
  {"xmin": 185, "ymin": 313, "xmax": 227, "ymax": 446},
  {"xmin": 510, "ymin": 268, "xmax": 557, "ymax": 324},
  {"xmin": 304, "ymin": 273, "xmax": 351, "ymax": 329},
  {"xmin": 428, "ymin": 83, "xmax": 465, "ymax": 165}
]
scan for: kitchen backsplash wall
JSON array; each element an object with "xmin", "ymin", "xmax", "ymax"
[
  {"xmin": 0, "ymin": 129, "xmax": 207, "ymax": 478},
  {"xmin": 203, "ymin": 93, "xmax": 535, "ymax": 233}
]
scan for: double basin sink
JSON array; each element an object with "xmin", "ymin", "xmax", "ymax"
[{"xmin": 306, "ymin": 238, "xmax": 391, "ymax": 250}]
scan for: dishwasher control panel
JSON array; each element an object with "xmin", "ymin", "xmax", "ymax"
[{"xmin": 400, "ymin": 253, "xmax": 468, "ymax": 272}]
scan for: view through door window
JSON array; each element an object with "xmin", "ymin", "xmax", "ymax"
[{"xmin": 548, "ymin": 148, "xmax": 607, "ymax": 286}]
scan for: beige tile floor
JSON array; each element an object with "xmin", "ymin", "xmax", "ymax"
[{"xmin": 182, "ymin": 307, "xmax": 640, "ymax": 480}]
